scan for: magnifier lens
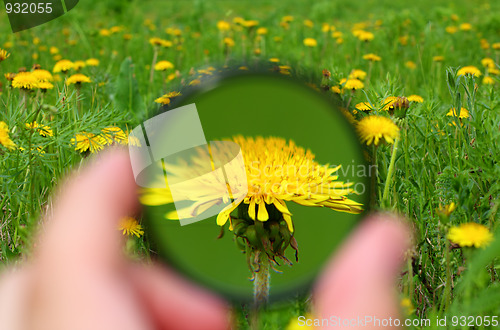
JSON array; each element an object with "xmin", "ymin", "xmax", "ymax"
[{"xmin": 134, "ymin": 71, "xmax": 369, "ymax": 304}]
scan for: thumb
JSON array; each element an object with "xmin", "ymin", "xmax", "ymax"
[{"xmin": 313, "ymin": 214, "xmax": 411, "ymax": 329}]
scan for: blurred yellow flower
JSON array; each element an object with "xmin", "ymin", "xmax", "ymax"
[
  {"xmin": 25, "ymin": 121, "xmax": 53, "ymax": 137},
  {"xmin": 405, "ymin": 61, "xmax": 417, "ymax": 69},
  {"xmin": 73, "ymin": 60, "xmax": 86, "ymax": 71},
  {"xmin": 85, "ymin": 58, "xmax": 100, "ymax": 66},
  {"xmin": 32, "ymin": 69, "xmax": 53, "ymax": 82},
  {"xmin": 363, "ymin": 53, "xmax": 381, "ymax": 61},
  {"xmin": 459, "ymin": 23, "xmax": 472, "ymax": 31},
  {"xmin": 256, "ymin": 27, "xmax": 268, "ymax": 35},
  {"xmin": 447, "ymin": 223, "xmax": 493, "ymax": 248},
  {"xmin": 340, "ymin": 78, "xmax": 364, "ymax": 90},
  {"xmin": 445, "ymin": 26, "xmax": 458, "ymax": 34},
  {"xmin": 0, "ymin": 48, "xmax": 10, "ymax": 62},
  {"xmin": 457, "ymin": 66, "xmax": 481, "ymax": 77},
  {"xmin": 118, "ymin": 217, "xmax": 144, "ymax": 237},
  {"xmin": 481, "ymin": 57, "xmax": 495, "ymax": 69},
  {"xmin": 0, "ymin": 122, "xmax": 16, "ymax": 150},
  {"xmin": 349, "ymin": 69, "xmax": 367, "ymax": 80},
  {"xmin": 53, "ymin": 59, "xmax": 74, "ymax": 73},
  {"xmin": 223, "ymin": 37, "xmax": 235, "ymax": 47},
  {"xmin": 154, "ymin": 60, "xmax": 174, "ymax": 71},
  {"xmin": 66, "ymin": 73, "xmax": 92, "ymax": 85},
  {"xmin": 355, "ymin": 102, "xmax": 373, "ymax": 111},
  {"xmin": 482, "ymin": 76, "xmax": 494, "ymax": 85},
  {"xmin": 447, "ymin": 107, "xmax": 469, "ymax": 119},
  {"xmin": 407, "ymin": 95, "xmax": 424, "ymax": 103},
  {"xmin": 303, "ymin": 38, "xmax": 318, "ymax": 47},
  {"xmin": 433, "ymin": 55, "xmax": 445, "ymax": 62},
  {"xmin": 217, "ymin": 21, "xmax": 231, "ymax": 31}
]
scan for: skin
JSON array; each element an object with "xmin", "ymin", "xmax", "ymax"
[{"xmin": 0, "ymin": 149, "xmax": 410, "ymax": 330}]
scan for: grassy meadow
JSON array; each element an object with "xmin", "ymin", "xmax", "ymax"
[{"xmin": 1, "ymin": 0, "xmax": 500, "ymax": 328}]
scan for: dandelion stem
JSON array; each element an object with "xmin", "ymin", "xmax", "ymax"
[
  {"xmin": 382, "ymin": 137, "xmax": 399, "ymax": 207},
  {"xmin": 149, "ymin": 46, "xmax": 158, "ymax": 85},
  {"xmin": 253, "ymin": 252, "xmax": 270, "ymax": 307},
  {"xmin": 370, "ymin": 144, "xmax": 378, "ymax": 208}
]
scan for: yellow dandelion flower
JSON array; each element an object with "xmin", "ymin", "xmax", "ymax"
[
  {"xmin": 154, "ymin": 60, "xmax": 174, "ymax": 71},
  {"xmin": 381, "ymin": 96, "xmax": 399, "ymax": 111},
  {"xmin": 71, "ymin": 132, "xmax": 105, "ymax": 154},
  {"xmin": 405, "ymin": 61, "xmax": 417, "ymax": 69},
  {"xmin": 99, "ymin": 29, "xmax": 111, "ymax": 37},
  {"xmin": 110, "ymin": 26, "xmax": 123, "ymax": 34},
  {"xmin": 447, "ymin": 223, "xmax": 493, "ymax": 248},
  {"xmin": 407, "ymin": 95, "xmax": 424, "ymax": 103},
  {"xmin": 118, "ymin": 217, "xmax": 144, "ymax": 237},
  {"xmin": 322, "ymin": 23, "xmax": 330, "ymax": 33},
  {"xmin": 355, "ymin": 102, "xmax": 373, "ymax": 111},
  {"xmin": 189, "ymin": 79, "xmax": 201, "ymax": 86},
  {"xmin": 399, "ymin": 36, "xmax": 409, "ymax": 46},
  {"xmin": 0, "ymin": 48, "xmax": 10, "ymax": 62},
  {"xmin": 101, "ymin": 126, "xmax": 127, "ymax": 146},
  {"xmin": 257, "ymin": 27, "xmax": 268, "ymax": 35},
  {"xmin": 243, "ymin": 20, "xmax": 259, "ymax": 28},
  {"xmin": 25, "ymin": 121, "xmax": 53, "ymax": 137},
  {"xmin": 331, "ymin": 86, "xmax": 343, "ymax": 94},
  {"xmin": 85, "ymin": 58, "xmax": 100, "ymax": 66},
  {"xmin": 457, "ymin": 66, "xmax": 481, "ymax": 77},
  {"xmin": 492, "ymin": 42, "xmax": 500, "ymax": 50},
  {"xmin": 154, "ymin": 95, "xmax": 171, "ymax": 105},
  {"xmin": 481, "ymin": 57, "xmax": 495, "ymax": 69},
  {"xmin": 12, "ymin": 72, "xmax": 39, "ymax": 90},
  {"xmin": 149, "ymin": 37, "xmax": 172, "ymax": 48},
  {"xmin": 303, "ymin": 38, "xmax": 318, "ymax": 47},
  {"xmin": 223, "ymin": 37, "xmax": 235, "ymax": 47},
  {"xmin": 123, "ymin": 34, "xmax": 133, "ymax": 41},
  {"xmin": 445, "ymin": 26, "xmax": 458, "ymax": 34},
  {"xmin": 332, "ymin": 31, "xmax": 343, "ymax": 38},
  {"xmin": 31, "ymin": 69, "xmax": 53, "ymax": 82},
  {"xmin": 66, "ymin": 73, "xmax": 91, "ymax": 85},
  {"xmin": 483, "ymin": 76, "xmax": 495, "ymax": 85},
  {"xmin": 49, "ymin": 46, "xmax": 59, "ymax": 54},
  {"xmin": 73, "ymin": 60, "xmax": 86, "ymax": 71},
  {"xmin": 4, "ymin": 73, "xmax": 16, "ymax": 81},
  {"xmin": 303, "ymin": 19, "xmax": 314, "ymax": 28},
  {"xmin": 0, "ymin": 122, "xmax": 16, "ymax": 150},
  {"xmin": 286, "ymin": 314, "xmax": 316, "ymax": 329},
  {"xmin": 349, "ymin": 69, "xmax": 367, "ymax": 80},
  {"xmin": 459, "ymin": 23, "xmax": 472, "ymax": 31},
  {"xmin": 269, "ymin": 58, "xmax": 280, "ymax": 63},
  {"xmin": 140, "ymin": 136, "xmax": 363, "ymax": 233},
  {"xmin": 340, "ymin": 78, "xmax": 364, "ymax": 90},
  {"xmin": 281, "ymin": 16, "xmax": 294, "ymax": 23},
  {"xmin": 488, "ymin": 67, "xmax": 500, "ymax": 75},
  {"xmin": 363, "ymin": 53, "xmax": 381, "ymax": 62},
  {"xmin": 357, "ymin": 115, "xmax": 400, "ymax": 146},
  {"xmin": 38, "ymin": 81, "xmax": 54, "ymax": 90},
  {"xmin": 437, "ymin": 202, "xmax": 456, "ymax": 217},
  {"xmin": 217, "ymin": 20, "xmax": 231, "ymax": 31},
  {"xmin": 446, "ymin": 107, "xmax": 469, "ymax": 119},
  {"xmin": 357, "ymin": 31, "xmax": 374, "ymax": 42},
  {"xmin": 433, "ymin": 55, "xmax": 445, "ymax": 62},
  {"xmin": 53, "ymin": 59, "xmax": 74, "ymax": 73}
]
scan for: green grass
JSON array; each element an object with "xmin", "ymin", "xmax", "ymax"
[{"xmin": 1, "ymin": 0, "xmax": 500, "ymax": 328}]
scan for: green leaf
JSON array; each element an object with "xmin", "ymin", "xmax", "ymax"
[{"xmin": 113, "ymin": 57, "xmax": 145, "ymax": 119}]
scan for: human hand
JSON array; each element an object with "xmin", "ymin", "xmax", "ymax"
[{"xmin": 0, "ymin": 149, "xmax": 230, "ymax": 330}]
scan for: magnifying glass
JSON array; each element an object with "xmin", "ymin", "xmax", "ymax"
[{"xmin": 129, "ymin": 67, "xmax": 370, "ymax": 306}]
